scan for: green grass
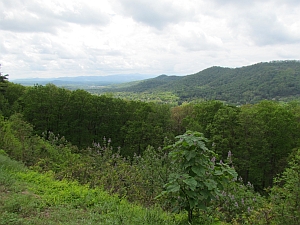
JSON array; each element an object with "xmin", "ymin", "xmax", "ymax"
[{"xmin": 0, "ymin": 154, "xmax": 189, "ymax": 225}]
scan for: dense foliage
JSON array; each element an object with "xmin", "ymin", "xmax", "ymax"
[
  {"xmin": 1, "ymin": 75, "xmax": 300, "ymax": 223},
  {"xmin": 1, "ymin": 81, "xmax": 300, "ymax": 191}
]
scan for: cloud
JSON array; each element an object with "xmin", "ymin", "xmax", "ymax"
[
  {"xmin": 177, "ymin": 30, "xmax": 223, "ymax": 51},
  {"xmin": 1, "ymin": 0, "xmax": 300, "ymax": 79},
  {"xmin": 46, "ymin": 1, "xmax": 110, "ymax": 26},
  {"xmin": 210, "ymin": 0, "xmax": 300, "ymax": 7},
  {"xmin": 0, "ymin": 0, "xmax": 110, "ymax": 33},
  {"xmin": 114, "ymin": 0, "xmax": 192, "ymax": 29},
  {"xmin": 207, "ymin": 0, "xmax": 300, "ymax": 46},
  {"xmin": 0, "ymin": 37, "xmax": 8, "ymax": 54},
  {"xmin": 245, "ymin": 13, "xmax": 300, "ymax": 45}
]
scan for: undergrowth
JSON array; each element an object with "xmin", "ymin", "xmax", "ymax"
[{"xmin": 0, "ymin": 154, "xmax": 189, "ymax": 225}]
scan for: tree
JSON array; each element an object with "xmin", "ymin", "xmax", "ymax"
[
  {"xmin": 0, "ymin": 64, "xmax": 9, "ymax": 93},
  {"xmin": 157, "ymin": 131, "xmax": 237, "ymax": 223},
  {"xmin": 189, "ymin": 101, "xmax": 225, "ymax": 138},
  {"xmin": 0, "ymin": 64, "xmax": 8, "ymax": 82},
  {"xmin": 270, "ymin": 148, "xmax": 300, "ymax": 224},
  {"xmin": 170, "ymin": 103, "xmax": 194, "ymax": 135},
  {"xmin": 235, "ymin": 101, "xmax": 299, "ymax": 191},
  {"xmin": 0, "ymin": 64, "xmax": 8, "ymax": 91},
  {"xmin": 0, "ymin": 64, "xmax": 11, "ymax": 124},
  {"xmin": 208, "ymin": 105, "xmax": 241, "ymax": 159},
  {"xmin": 121, "ymin": 101, "xmax": 172, "ymax": 156},
  {"xmin": 1, "ymin": 82, "xmax": 26, "ymax": 117}
]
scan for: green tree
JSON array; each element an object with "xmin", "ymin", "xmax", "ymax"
[
  {"xmin": 21, "ymin": 84, "xmax": 73, "ymax": 144},
  {"xmin": 121, "ymin": 102, "xmax": 172, "ymax": 156},
  {"xmin": 270, "ymin": 148, "xmax": 300, "ymax": 224},
  {"xmin": 0, "ymin": 64, "xmax": 9, "ymax": 115},
  {"xmin": 208, "ymin": 105, "xmax": 241, "ymax": 159},
  {"xmin": 171, "ymin": 103, "xmax": 194, "ymax": 135},
  {"xmin": 1, "ymin": 82, "xmax": 26, "ymax": 117},
  {"xmin": 236, "ymin": 101, "xmax": 299, "ymax": 191},
  {"xmin": 185, "ymin": 101, "xmax": 225, "ymax": 138},
  {"xmin": 157, "ymin": 131, "xmax": 237, "ymax": 223},
  {"xmin": 0, "ymin": 64, "xmax": 9, "ymax": 92}
]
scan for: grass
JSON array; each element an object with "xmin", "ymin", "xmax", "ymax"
[{"xmin": 0, "ymin": 154, "xmax": 188, "ymax": 225}]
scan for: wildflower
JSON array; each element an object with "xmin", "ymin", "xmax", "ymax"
[
  {"xmin": 234, "ymin": 202, "xmax": 239, "ymax": 207},
  {"xmin": 227, "ymin": 150, "xmax": 232, "ymax": 158},
  {"xmin": 211, "ymin": 157, "xmax": 216, "ymax": 163},
  {"xmin": 108, "ymin": 138, "xmax": 111, "ymax": 143},
  {"xmin": 227, "ymin": 150, "xmax": 232, "ymax": 163},
  {"xmin": 247, "ymin": 207, "xmax": 251, "ymax": 214}
]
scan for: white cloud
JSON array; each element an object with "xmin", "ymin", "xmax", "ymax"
[
  {"xmin": 209, "ymin": 0, "xmax": 300, "ymax": 46},
  {"xmin": 113, "ymin": 0, "xmax": 193, "ymax": 29},
  {"xmin": 1, "ymin": 0, "xmax": 300, "ymax": 79},
  {"xmin": 0, "ymin": 0, "xmax": 110, "ymax": 33}
]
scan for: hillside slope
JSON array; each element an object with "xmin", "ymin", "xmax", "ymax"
[
  {"xmin": 114, "ymin": 60, "xmax": 300, "ymax": 104},
  {"xmin": 0, "ymin": 153, "xmax": 184, "ymax": 225}
]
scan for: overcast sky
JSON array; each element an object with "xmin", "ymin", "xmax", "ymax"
[{"xmin": 1, "ymin": 0, "xmax": 300, "ymax": 79}]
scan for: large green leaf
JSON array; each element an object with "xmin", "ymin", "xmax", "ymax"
[
  {"xmin": 191, "ymin": 166, "xmax": 205, "ymax": 176},
  {"xmin": 214, "ymin": 169, "xmax": 224, "ymax": 176},
  {"xmin": 185, "ymin": 150, "xmax": 196, "ymax": 161},
  {"xmin": 204, "ymin": 179, "xmax": 217, "ymax": 190},
  {"xmin": 166, "ymin": 183, "xmax": 180, "ymax": 192},
  {"xmin": 183, "ymin": 177, "xmax": 197, "ymax": 191},
  {"xmin": 189, "ymin": 198, "xmax": 197, "ymax": 208}
]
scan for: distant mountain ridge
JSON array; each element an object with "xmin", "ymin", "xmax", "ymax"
[
  {"xmin": 111, "ymin": 60, "xmax": 300, "ymax": 104},
  {"xmin": 11, "ymin": 74, "xmax": 157, "ymax": 86}
]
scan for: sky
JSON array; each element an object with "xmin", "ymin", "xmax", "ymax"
[{"xmin": 1, "ymin": 0, "xmax": 300, "ymax": 80}]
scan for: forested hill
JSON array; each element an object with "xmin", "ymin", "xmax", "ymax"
[
  {"xmin": 114, "ymin": 74, "xmax": 182, "ymax": 92},
  {"xmin": 113, "ymin": 60, "xmax": 300, "ymax": 104}
]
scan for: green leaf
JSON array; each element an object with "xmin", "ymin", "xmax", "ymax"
[
  {"xmin": 204, "ymin": 179, "xmax": 217, "ymax": 190},
  {"xmin": 166, "ymin": 184, "xmax": 180, "ymax": 192},
  {"xmin": 183, "ymin": 177, "xmax": 197, "ymax": 191},
  {"xmin": 185, "ymin": 150, "xmax": 196, "ymax": 161},
  {"xmin": 214, "ymin": 169, "xmax": 224, "ymax": 176},
  {"xmin": 191, "ymin": 166, "xmax": 205, "ymax": 176},
  {"xmin": 198, "ymin": 202, "xmax": 207, "ymax": 210},
  {"xmin": 189, "ymin": 198, "xmax": 197, "ymax": 208},
  {"xmin": 200, "ymin": 190, "xmax": 209, "ymax": 199}
]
